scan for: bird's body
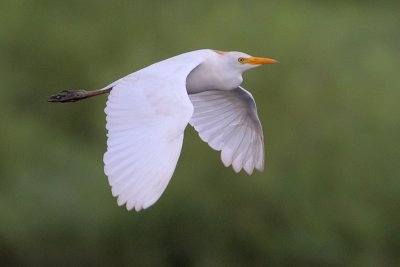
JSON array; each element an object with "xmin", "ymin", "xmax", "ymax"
[
  {"xmin": 49, "ymin": 49, "xmax": 278, "ymax": 211},
  {"xmin": 186, "ymin": 50, "xmax": 243, "ymax": 93}
]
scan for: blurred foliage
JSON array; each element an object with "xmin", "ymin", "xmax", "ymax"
[{"xmin": 1, "ymin": 0, "xmax": 400, "ymax": 266}]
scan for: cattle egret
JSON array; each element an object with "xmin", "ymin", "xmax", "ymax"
[{"xmin": 49, "ymin": 49, "xmax": 278, "ymax": 211}]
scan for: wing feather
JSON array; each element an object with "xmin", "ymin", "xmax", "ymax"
[
  {"xmin": 104, "ymin": 51, "xmax": 206, "ymax": 211},
  {"xmin": 189, "ymin": 86, "xmax": 265, "ymax": 174}
]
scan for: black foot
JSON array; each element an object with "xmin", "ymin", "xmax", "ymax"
[{"xmin": 48, "ymin": 90, "xmax": 88, "ymax": 103}]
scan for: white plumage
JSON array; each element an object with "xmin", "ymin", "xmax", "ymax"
[
  {"xmin": 50, "ymin": 49, "xmax": 278, "ymax": 211},
  {"xmin": 104, "ymin": 51, "xmax": 204, "ymax": 210},
  {"xmin": 189, "ymin": 87, "xmax": 264, "ymax": 174}
]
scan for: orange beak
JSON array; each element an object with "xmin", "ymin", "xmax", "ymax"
[{"xmin": 243, "ymin": 57, "xmax": 279, "ymax": 65}]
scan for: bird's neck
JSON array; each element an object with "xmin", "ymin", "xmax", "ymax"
[{"xmin": 186, "ymin": 63, "xmax": 243, "ymax": 94}]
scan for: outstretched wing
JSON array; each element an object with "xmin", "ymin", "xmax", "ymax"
[
  {"xmin": 189, "ymin": 86, "xmax": 264, "ymax": 174},
  {"xmin": 104, "ymin": 52, "xmax": 205, "ymax": 211}
]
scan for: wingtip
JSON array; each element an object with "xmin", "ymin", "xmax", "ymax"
[
  {"xmin": 256, "ymin": 162, "xmax": 265, "ymax": 172},
  {"xmin": 243, "ymin": 167, "xmax": 254, "ymax": 175}
]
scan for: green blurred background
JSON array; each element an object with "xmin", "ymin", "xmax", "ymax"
[{"xmin": 1, "ymin": 0, "xmax": 399, "ymax": 266}]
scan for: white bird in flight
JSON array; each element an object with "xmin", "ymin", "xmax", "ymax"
[{"xmin": 49, "ymin": 49, "xmax": 278, "ymax": 211}]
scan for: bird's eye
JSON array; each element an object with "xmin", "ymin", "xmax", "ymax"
[{"xmin": 238, "ymin": 57, "xmax": 245, "ymax": 64}]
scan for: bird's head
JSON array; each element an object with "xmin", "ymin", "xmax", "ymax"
[
  {"xmin": 214, "ymin": 50, "xmax": 278, "ymax": 73},
  {"xmin": 186, "ymin": 50, "xmax": 278, "ymax": 93}
]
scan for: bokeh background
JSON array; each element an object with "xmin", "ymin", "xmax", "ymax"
[{"xmin": 1, "ymin": 0, "xmax": 400, "ymax": 266}]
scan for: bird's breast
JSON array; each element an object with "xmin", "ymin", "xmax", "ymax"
[{"xmin": 186, "ymin": 64, "xmax": 242, "ymax": 94}]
